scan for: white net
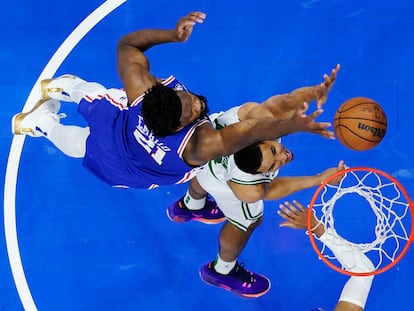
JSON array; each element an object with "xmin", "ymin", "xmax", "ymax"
[{"xmin": 311, "ymin": 168, "xmax": 412, "ymax": 274}]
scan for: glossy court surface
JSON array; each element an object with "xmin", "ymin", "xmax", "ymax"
[{"xmin": 1, "ymin": 1, "xmax": 413, "ymax": 310}]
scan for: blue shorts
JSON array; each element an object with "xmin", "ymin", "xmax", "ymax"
[{"xmin": 77, "ymin": 89, "xmax": 143, "ymax": 188}]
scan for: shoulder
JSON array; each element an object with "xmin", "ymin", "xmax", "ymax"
[
  {"xmin": 227, "ymin": 156, "xmax": 273, "ymax": 185},
  {"xmin": 181, "ymin": 120, "xmax": 216, "ymax": 166},
  {"xmin": 122, "ymin": 64, "xmax": 158, "ymax": 102},
  {"xmin": 226, "ymin": 156, "xmax": 272, "ymax": 202},
  {"xmin": 228, "ymin": 180, "xmax": 268, "ymax": 203}
]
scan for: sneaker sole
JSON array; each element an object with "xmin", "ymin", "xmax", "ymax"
[
  {"xmin": 199, "ymin": 270, "xmax": 271, "ymax": 298},
  {"xmin": 165, "ymin": 209, "xmax": 187, "ymax": 223},
  {"xmin": 195, "ymin": 217, "xmax": 226, "ymax": 224},
  {"xmin": 12, "ymin": 99, "xmax": 49, "ymax": 135},
  {"xmin": 165, "ymin": 209, "xmax": 226, "ymax": 224}
]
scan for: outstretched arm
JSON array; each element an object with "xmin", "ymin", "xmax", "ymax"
[
  {"xmin": 263, "ymin": 160, "xmax": 345, "ymax": 200},
  {"xmin": 239, "ymin": 64, "xmax": 340, "ymax": 120},
  {"xmin": 226, "ymin": 160, "xmax": 345, "ymax": 203},
  {"xmin": 116, "ymin": 11, "xmax": 206, "ymax": 102},
  {"xmin": 278, "ymin": 201, "xmax": 374, "ymax": 311},
  {"xmin": 185, "ymin": 103, "xmax": 334, "ymax": 166}
]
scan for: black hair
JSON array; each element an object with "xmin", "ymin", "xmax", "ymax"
[
  {"xmin": 233, "ymin": 142, "xmax": 263, "ymax": 174},
  {"xmin": 141, "ymin": 83, "xmax": 182, "ymax": 137}
]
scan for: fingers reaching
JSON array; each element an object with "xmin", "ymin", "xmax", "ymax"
[
  {"xmin": 277, "ymin": 200, "xmax": 308, "ymax": 229},
  {"xmin": 316, "ymin": 63, "xmax": 340, "ymax": 109},
  {"xmin": 326, "ymin": 160, "xmax": 347, "ymax": 185},
  {"xmin": 324, "ymin": 64, "xmax": 340, "ymax": 85},
  {"xmin": 294, "ymin": 105, "xmax": 335, "ymax": 139},
  {"xmin": 176, "ymin": 11, "xmax": 206, "ymax": 42},
  {"xmin": 185, "ymin": 11, "xmax": 206, "ymax": 24},
  {"xmin": 330, "ymin": 63, "xmax": 340, "ymax": 81},
  {"xmin": 277, "ymin": 200, "xmax": 323, "ymax": 235}
]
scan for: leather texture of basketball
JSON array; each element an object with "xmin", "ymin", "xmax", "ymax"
[{"xmin": 334, "ymin": 97, "xmax": 387, "ymax": 151}]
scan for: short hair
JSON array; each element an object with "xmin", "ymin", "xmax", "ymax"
[
  {"xmin": 141, "ymin": 83, "xmax": 182, "ymax": 137},
  {"xmin": 234, "ymin": 142, "xmax": 263, "ymax": 174}
]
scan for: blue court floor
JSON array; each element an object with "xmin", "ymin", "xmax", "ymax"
[{"xmin": 1, "ymin": 1, "xmax": 414, "ymax": 310}]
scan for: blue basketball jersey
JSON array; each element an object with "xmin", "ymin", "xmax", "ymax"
[{"xmin": 78, "ymin": 76, "xmax": 210, "ymax": 189}]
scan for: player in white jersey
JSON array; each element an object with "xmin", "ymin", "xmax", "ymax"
[
  {"xmin": 278, "ymin": 200, "xmax": 374, "ymax": 311},
  {"xmin": 167, "ymin": 102, "xmax": 345, "ymax": 298}
]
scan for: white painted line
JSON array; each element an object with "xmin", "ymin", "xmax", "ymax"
[{"xmin": 3, "ymin": 1, "xmax": 126, "ymax": 310}]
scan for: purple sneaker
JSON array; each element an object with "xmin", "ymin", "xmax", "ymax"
[
  {"xmin": 199, "ymin": 261, "xmax": 271, "ymax": 298},
  {"xmin": 166, "ymin": 196, "xmax": 225, "ymax": 224}
]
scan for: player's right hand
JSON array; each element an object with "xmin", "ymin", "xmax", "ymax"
[{"xmin": 292, "ymin": 102, "xmax": 335, "ymax": 139}]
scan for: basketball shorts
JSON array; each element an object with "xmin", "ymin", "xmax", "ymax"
[
  {"xmin": 196, "ymin": 168, "xmax": 263, "ymax": 232},
  {"xmin": 77, "ymin": 88, "xmax": 141, "ymax": 188}
]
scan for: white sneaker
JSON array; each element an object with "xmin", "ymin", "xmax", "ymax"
[
  {"xmin": 12, "ymin": 99, "xmax": 63, "ymax": 137},
  {"xmin": 41, "ymin": 74, "xmax": 85, "ymax": 101}
]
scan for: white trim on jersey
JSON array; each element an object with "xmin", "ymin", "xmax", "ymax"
[{"xmin": 176, "ymin": 118, "xmax": 210, "ymax": 158}]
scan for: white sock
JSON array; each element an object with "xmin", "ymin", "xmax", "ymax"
[
  {"xmin": 48, "ymin": 125, "xmax": 89, "ymax": 158},
  {"xmin": 214, "ymin": 255, "xmax": 237, "ymax": 275},
  {"xmin": 183, "ymin": 190, "xmax": 206, "ymax": 210}
]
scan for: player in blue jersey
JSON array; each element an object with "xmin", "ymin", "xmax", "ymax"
[
  {"xmin": 12, "ymin": 12, "xmax": 334, "ymax": 184},
  {"xmin": 12, "ymin": 11, "xmax": 335, "ymax": 223},
  {"xmin": 279, "ymin": 200, "xmax": 374, "ymax": 311}
]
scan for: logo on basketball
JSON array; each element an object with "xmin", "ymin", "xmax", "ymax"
[{"xmin": 357, "ymin": 122, "xmax": 386, "ymax": 138}]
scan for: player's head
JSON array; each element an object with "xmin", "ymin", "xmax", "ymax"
[
  {"xmin": 142, "ymin": 83, "xmax": 209, "ymax": 137},
  {"xmin": 234, "ymin": 140, "xmax": 294, "ymax": 174}
]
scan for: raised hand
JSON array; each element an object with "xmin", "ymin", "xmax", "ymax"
[
  {"xmin": 175, "ymin": 11, "xmax": 206, "ymax": 42},
  {"xmin": 291, "ymin": 102, "xmax": 335, "ymax": 139},
  {"xmin": 317, "ymin": 160, "xmax": 347, "ymax": 185},
  {"xmin": 277, "ymin": 200, "xmax": 325, "ymax": 237},
  {"xmin": 278, "ymin": 200, "xmax": 312, "ymax": 229},
  {"xmin": 315, "ymin": 64, "xmax": 341, "ymax": 109}
]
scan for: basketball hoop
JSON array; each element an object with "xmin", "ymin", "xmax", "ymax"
[{"xmin": 307, "ymin": 167, "xmax": 414, "ymax": 276}]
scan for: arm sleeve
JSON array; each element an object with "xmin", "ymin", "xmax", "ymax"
[{"xmin": 318, "ymin": 228, "xmax": 374, "ymax": 309}]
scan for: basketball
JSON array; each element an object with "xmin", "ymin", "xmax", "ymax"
[{"xmin": 333, "ymin": 97, "xmax": 387, "ymax": 151}]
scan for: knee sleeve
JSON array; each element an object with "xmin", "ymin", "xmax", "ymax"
[{"xmin": 338, "ymin": 274, "xmax": 374, "ymax": 308}]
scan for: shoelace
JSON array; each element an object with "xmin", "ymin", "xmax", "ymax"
[
  {"xmin": 49, "ymin": 112, "xmax": 67, "ymax": 123},
  {"xmin": 180, "ymin": 197, "xmax": 217, "ymax": 211},
  {"xmin": 57, "ymin": 113, "xmax": 67, "ymax": 120},
  {"xmin": 206, "ymin": 198, "xmax": 221, "ymax": 215},
  {"xmin": 229, "ymin": 263, "xmax": 255, "ymax": 284},
  {"xmin": 207, "ymin": 197, "xmax": 219, "ymax": 208}
]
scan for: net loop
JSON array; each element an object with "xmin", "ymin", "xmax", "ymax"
[{"xmin": 309, "ymin": 167, "xmax": 412, "ymax": 276}]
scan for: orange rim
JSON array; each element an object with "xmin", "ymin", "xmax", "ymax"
[{"xmin": 307, "ymin": 166, "xmax": 414, "ymax": 276}]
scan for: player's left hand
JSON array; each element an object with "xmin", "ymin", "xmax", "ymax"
[
  {"xmin": 278, "ymin": 201, "xmax": 324, "ymax": 237},
  {"xmin": 175, "ymin": 11, "xmax": 206, "ymax": 42},
  {"xmin": 278, "ymin": 200, "xmax": 308, "ymax": 229}
]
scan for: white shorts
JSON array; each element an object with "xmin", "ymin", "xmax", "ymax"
[{"xmin": 196, "ymin": 167, "xmax": 263, "ymax": 232}]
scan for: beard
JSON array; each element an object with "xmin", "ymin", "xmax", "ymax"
[{"xmin": 195, "ymin": 94, "xmax": 209, "ymax": 119}]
